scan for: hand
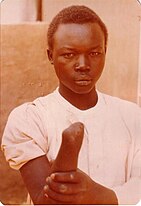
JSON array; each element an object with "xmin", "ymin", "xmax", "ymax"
[
  {"xmin": 44, "ymin": 169, "xmax": 96, "ymax": 204},
  {"xmin": 44, "ymin": 169, "xmax": 118, "ymax": 205}
]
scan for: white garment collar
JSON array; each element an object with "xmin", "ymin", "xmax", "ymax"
[{"xmin": 53, "ymin": 87, "xmax": 106, "ymax": 116}]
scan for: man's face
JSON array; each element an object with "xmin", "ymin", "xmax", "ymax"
[{"xmin": 48, "ymin": 23, "xmax": 106, "ymax": 95}]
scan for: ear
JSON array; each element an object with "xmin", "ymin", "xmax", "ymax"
[{"xmin": 47, "ymin": 49, "xmax": 53, "ymax": 64}]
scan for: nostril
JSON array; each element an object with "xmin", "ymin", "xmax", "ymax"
[
  {"xmin": 75, "ymin": 54, "xmax": 90, "ymax": 70},
  {"xmin": 74, "ymin": 64, "xmax": 90, "ymax": 71}
]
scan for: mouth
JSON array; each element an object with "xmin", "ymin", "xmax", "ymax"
[{"xmin": 75, "ymin": 79, "xmax": 92, "ymax": 86}]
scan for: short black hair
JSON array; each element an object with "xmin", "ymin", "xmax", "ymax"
[{"xmin": 47, "ymin": 5, "xmax": 108, "ymax": 50}]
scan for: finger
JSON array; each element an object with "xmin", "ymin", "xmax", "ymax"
[
  {"xmin": 46, "ymin": 177, "xmax": 81, "ymax": 195},
  {"xmin": 44, "ymin": 184, "xmax": 77, "ymax": 204},
  {"xmin": 50, "ymin": 171, "xmax": 82, "ymax": 183}
]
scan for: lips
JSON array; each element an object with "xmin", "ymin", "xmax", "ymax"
[{"xmin": 75, "ymin": 77, "xmax": 92, "ymax": 86}]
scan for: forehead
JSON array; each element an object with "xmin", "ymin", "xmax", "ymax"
[{"xmin": 53, "ymin": 23, "xmax": 105, "ymax": 48}]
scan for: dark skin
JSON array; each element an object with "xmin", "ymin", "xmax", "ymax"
[
  {"xmin": 48, "ymin": 23, "xmax": 106, "ymax": 110},
  {"xmin": 20, "ymin": 23, "xmax": 118, "ymax": 204}
]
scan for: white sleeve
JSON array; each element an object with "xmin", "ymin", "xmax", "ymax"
[
  {"xmin": 1, "ymin": 102, "xmax": 48, "ymax": 170},
  {"xmin": 113, "ymin": 105, "xmax": 141, "ymax": 205}
]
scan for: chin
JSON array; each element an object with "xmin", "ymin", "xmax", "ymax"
[
  {"xmin": 71, "ymin": 86, "xmax": 95, "ymax": 95},
  {"xmin": 60, "ymin": 82, "xmax": 96, "ymax": 96}
]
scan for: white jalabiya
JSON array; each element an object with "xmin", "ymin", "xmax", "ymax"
[{"xmin": 1, "ymin": 88, "xmax": 141, "ymax": 204}]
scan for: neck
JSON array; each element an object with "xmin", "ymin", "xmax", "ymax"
[{"xmin": 59, "ymin": 86, "xmax": 98, "ymax": 110}]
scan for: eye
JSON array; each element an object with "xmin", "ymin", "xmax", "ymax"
[
  {"xmin": 89, "ymin": 51, "xmax": 102, "ymax": 57},
  {"xmin": 62, "ymin": 53, "xmax": 75, "ymax": 59}
]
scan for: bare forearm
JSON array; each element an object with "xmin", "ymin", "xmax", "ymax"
[{"xmin": 20, "ymin": 155, "xmax": 53, "ymax": 204}]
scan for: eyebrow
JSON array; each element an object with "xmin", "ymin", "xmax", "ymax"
[
  {"xmin": 89, "ymin": 45, "xmax": 103, "ymax": 50},
  {"xmin": 59, "ymin": 45, "xmax": 103, "ymax": 51}
]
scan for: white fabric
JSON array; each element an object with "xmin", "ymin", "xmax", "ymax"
[{"xmin": 1, "ymin": 88, "xmax": 141, "ymax": 204}]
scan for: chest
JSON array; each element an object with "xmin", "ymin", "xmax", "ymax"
[{"xmin": 45, "ymin": 108, "xmax": 132, "ymax": 188}]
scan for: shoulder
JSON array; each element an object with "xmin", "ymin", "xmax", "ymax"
[
  {"xmin": 5, "ymin": 90, "xmax": 60, "ymax": 138},
  {"xmin": 99, "ymin": 92, "xmax": 141, "ymax": 128},
  {"xmin": 2, "ymin": 100, "xmax": 48, "ymax": 169},
  {"xmin": 100, "ymin": 92, "xmax": 140, "ymax": 113},
  {"xmin": 9, "ymin": 91, "xmax": 57, "ymax": 121},
  {"xmin": 8, "ymin": 101, "xmax": 41, "ymax": 126}
]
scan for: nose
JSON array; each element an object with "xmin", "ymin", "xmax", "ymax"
[{"xmin": 75, "ymin": 54, "xmax": 90, "ymax": 71}]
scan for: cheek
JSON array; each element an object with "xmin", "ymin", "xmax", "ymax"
[
  {"xmin": 54, "ymin": 62, "xmax": 73, "ymax": 81},
  {"xmin": 97, "ymin": 55, "xmax": 105, "ymax": 65},
  {"xmin": 100, "ymin": 54, "xmax": 106, "ymax": 67},
  {"xmin": 54, "ymin": 57, "xmax": 71, "ymax": 68},
  {"xmin": 91, "ymin": 57, "xmax": 105, "ymax": 80},
  {"xmin": 54, "ymin": 58, "xmax": 74, "ymax": 74},
  {"xmin": 92, "ymin": 56, "xmax": 105, "ymax": 70}
]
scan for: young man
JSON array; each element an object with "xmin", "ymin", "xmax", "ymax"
[{"xmin": 1, "ymin": 5, "xmax": 141, "ymax": 205}]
